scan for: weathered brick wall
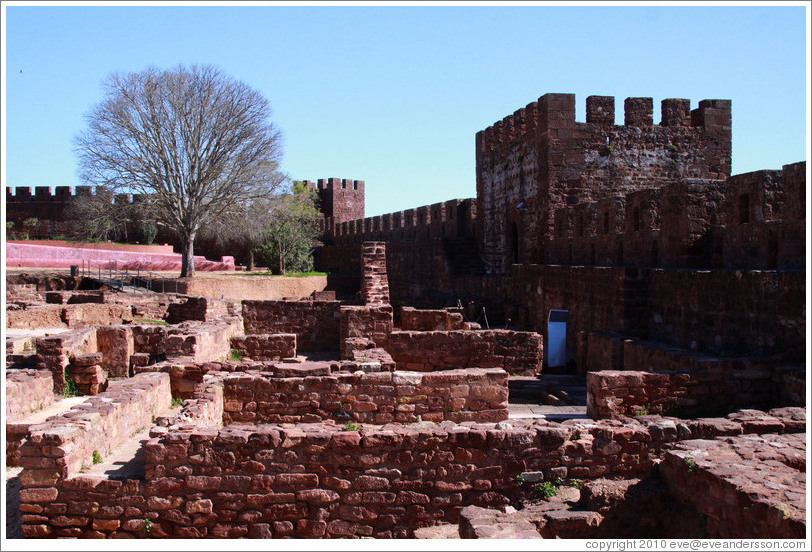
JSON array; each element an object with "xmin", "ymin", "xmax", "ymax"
[
  {"xmin": 644, "ymin": 269, "xmax": 805, "ymax": 360},
  {"xmin": 576, "ymin": 330, "xmax": 626, "ymax": 376},
  {"xmin": 18, "ymin": 372, "xmax": 170, "ymax": 488},
  {"xmin": 7, "ymin": 303, "xmax": 134, "ymax": 330},
  {"xmin": 220, "ymin": 368, "xmax": 508, "ymax": 425},
  {"xmin": 18, "ymin": 405, "xmax": 803, "ymax": 538},
  {"xmin": 5, "ymin": 369, "xmax": 54, "ymax": 420},
  {"xmin": 325, "ymin": 198, "xmax": 477, "ymax": 246},
  {"xmin": 302, "ymin": 178, "xmax": 365, "ymax": 226},
  {"xmin": 136, "ymin": 418, "xmax": 658, "ymax": 538},
  {"xmin": 722, "ymin": 163, "xmax": 806, "ymax": 270},
  {"xmin": 359, "ymin": 242, "xmax": 390, "ymax": 304},
  {"xmin": 386, "ymin": 329, "xmax": 542, "ymax": 376},
  {"xmin": 339, "ymin": 305, "xmax": 393, "ymax": 360},
  {"xmin": 229, "ymin": 334, "xmax": 297, "ymax": 361},
  {"xmin": 6, "ymin": 370, "xmax": 56, "ymax": 467},
  {"xmin": 400, "ymin": 307, "xmax": 468, "ymax": 331},
  {"xmin": 45, "ymin": 291, "xmax": 105, "ymax": 304},
  {"xmin": 586, "ymin": 356, "xmax": 780, "ymax": 420},
  {"xmin": 96, "ymin": 325, "xmax": 134, "ymax": 378},
  {"xmin": 166, "ymin": 296, "xmax": 234, "ymax": 324},
  {"xmin": 241, "ymin": 300, "xmax": 341, "ymax": 351},
  {"xmin": 661, "ymin": 434, "xmax": 805, "ymax": 539},
  {"xmin": 35, "ymin": 328, "xmax": 98, "ymax": 394},
  {"xmin": 162, "ymin": 318, "xmax": 243, "ymax": 362},
  {"xmin": 476, "ymin": 94, "xmax": 731, "ymax": 271},
  {"xmin": 504, "ymin": 265, "xmax": 632, "ymax": 349},
  {"xmin": 775, "ymin": 365, "xmax": 805, "ymax": 407}
]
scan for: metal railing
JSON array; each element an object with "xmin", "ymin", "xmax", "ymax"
[{"xmin": 78, "ymin": 259, "xmax": 179, "ymax": 294}]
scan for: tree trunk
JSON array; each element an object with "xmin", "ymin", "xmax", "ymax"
[
  {"xmin": 247, "ymin": 247, "xmax": 255, "ymax": 272},
  {"xmin": 180, "ymin": 234, "xmax": 196, "ymax": 278}
]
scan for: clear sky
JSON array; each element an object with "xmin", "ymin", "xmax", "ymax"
[{"xmin": 2, "ymin": 1, "xmax": 809, "ymax": 218}]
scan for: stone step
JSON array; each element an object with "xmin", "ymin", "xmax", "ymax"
[{"xmin": 413, "ymin": 524, "xmax": 460, "ymax": 539}]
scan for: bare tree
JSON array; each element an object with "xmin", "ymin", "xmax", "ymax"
[{"xmin": 75, "ymin": 64, "xmax": 284, "ymax": 277}]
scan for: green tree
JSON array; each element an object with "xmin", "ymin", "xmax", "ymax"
[
  {"xmin": 22, "ymin": 217, "xmax": 39, "ymax": 239},
  {"xmin": 75, "ymin": 64, "xmax": 284, "ymax": 277},
  {"xmin": 254, "ymin": 182, "xmax": 321, "ymax": 274},
  {"xmin": 198, "ymin": 173, "xmax": 287, "ymax": 271}
]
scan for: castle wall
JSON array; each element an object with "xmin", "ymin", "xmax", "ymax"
[{"xmin": 476, "ymin": 94, "xmax": 732, "ymax": 272}]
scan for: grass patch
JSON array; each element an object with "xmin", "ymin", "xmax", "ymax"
[
  {"xmin": 62, "ymin": 373, "xmax": 78, "ymax": 398},
  {"xmin": 170, "ymin": 397, "xmax": 184, "ymax": 408},
  {"xmin": 92, "ymin": 450, "xmax": 102, "ymax": 464},
  {"xmin": 229, "ymin": 348, "xmax": 245, "ymax": 361},
  {"xmin": 341, "ymin": 421, "xmax": 360, "ymax": 432},
  {"xmin": 132, "ymin": 318, "xmax": 167, "ymax": 325},
  {"xmin": 242, "ymin": 270, "xmax": 328, "ymax": 277},
  {"xmin": 533, "ymin": 476, "xmax": 565, "ymax": 499}
]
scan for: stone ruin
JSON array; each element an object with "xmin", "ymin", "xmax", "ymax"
[
  {"xmin": 3, "ymin": 91, "xmax": 807, "ymax": 541},
  {"xmin": 4, "ymin": 239, "xmax": 806, "ymax": 540}
]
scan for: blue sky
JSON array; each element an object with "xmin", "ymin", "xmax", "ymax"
[{"xmin": 2, "ymin": 2, "xmax": 809, "ymax": 218}]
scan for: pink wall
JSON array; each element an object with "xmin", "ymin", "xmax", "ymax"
[
  {"xmin": 8, "ymin": 240, "xmax": 175, "ymax": 254},
  {"xmin": 6, "ymin": 242, "xmax": 234, "ymax": 272}
]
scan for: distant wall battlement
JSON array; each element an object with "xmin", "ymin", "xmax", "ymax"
[
  {"xmin": 301, "ymin": 178, "xmax": 364, "ymax": 192},
  {"xmin": 6, "ymin": 186, "xmax": 150, "ymax": 204},
  {"xmin": 476, "ymin": 94, "xmax": 731, "ymax": 154},
  {"xmin": 301, "ymin": 178, "xmax": 365, "ymax": 225},
  {"xmin": 546, "ymin": 162, "xmax": 805, "ymax": 270},
  {"xmin": 320, "ymin": 198, "xmax": 478, "ymax": 245}
]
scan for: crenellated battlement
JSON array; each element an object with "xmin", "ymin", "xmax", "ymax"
[
  {"xmin": 477, "ymin": 93, "xmax": 731, "ymax": 154},
  {"xmin": 301, "ymin": 178, "xmax": 365, "ymax": 225},
  {"xmin": 320, "ymin": 198, "xmax": 477, "ymax": 245},
  {"xmin": 6, "ymin": 186, "xmax": 149, "ymax": 205},
  {"xmin": 301, "ymin": 178, "xmax": 364, "ymax": 192}
]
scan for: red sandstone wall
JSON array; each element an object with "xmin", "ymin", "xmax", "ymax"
[
  {"xmin": 241, "ymin": 300, "xmax": 341, "ymax": 351},
  {"xmin": 18, "ymin": 373, "xmax": 170, "ymax": 486},
  {"xmin": 476, "ymin": 94, "xmax": 732, "ymax": 271},
  {"xmin": 5, "ymin": 369, "xmax": 54, "ymax": 420},
  {"xmin": 386, "ymin": 329, "xmax": 542, "ymax": 376},
  {"xmin": 35, "ymin": 328, "xmax": 98, "ymax": 394},
  {"xmin": 359, "ymin": 242, "xmax": 390, "ymax": 304},
  {"xmin": 400, "ymin": 307, "xmax": 468, "ymax": 331},
  {"xmin": 18, "ymin": 403, "xmax": 804, "ymax": 538},
  {"xmin": 221, "ymin": 368, "xmax": 508, "ymax": 425},
  {"xmin": 661, "ymin": 435, "xmax": 805, "ymax": 539},
  {"xmin": 165, "ymin": 296, "xmax": 235, "ymax": 324},
  {"xmin": 229, "ymin": 334, "xmax": 296, "ymax": 361},
  {"xmin": 643, "ymin": 269, "xmax": 804, "ymax": 360},
  {"xmin": 586, "ymin": 355, "xmax": 780, "ymax": 420},
  {"xmin": 339, "ymin": 305, "xmax": 393, "ymax": 359}
]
